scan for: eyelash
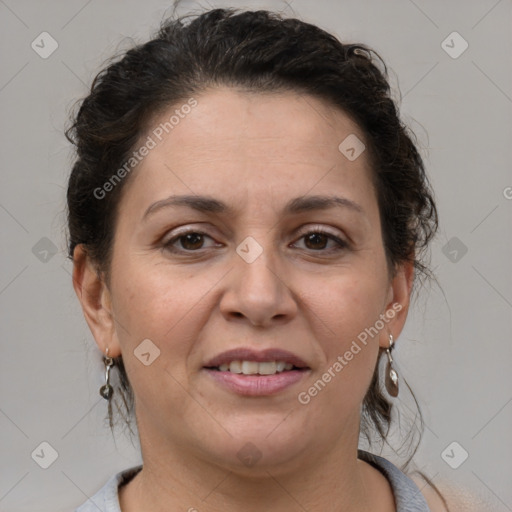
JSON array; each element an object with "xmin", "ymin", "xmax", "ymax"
[{"xmin": 161, "ymin": 227, "xmax": 349, "ymax": 255}]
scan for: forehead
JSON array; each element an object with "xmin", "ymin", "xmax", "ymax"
[
  {"xmin": 123, "ymin": 87, "xmax": 376, "ymax": 216},
  {"xmin": 152, "ymin": 87, "xmax": 366, "ymax": 159}
]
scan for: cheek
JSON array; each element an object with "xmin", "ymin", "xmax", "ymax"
[
  {"xmin": 303, "ymin": 272, "xmax": 388, "ymax": 405},
  {"xmin": 109, "ymin": 262, "xmax": 200, "ymax": 417},
  {"xmin": 317, "ymin": 268, "xmax": 389, "ymax": 344},
  {"xmin": 109, "ymin": 254, "xmax": 216, "ymax": 374},
  {"xmin": 112, "ymin": 251, "xmax": 192, "ymax": 330}
]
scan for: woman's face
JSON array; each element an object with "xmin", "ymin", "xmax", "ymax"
[{"xmin": 77, "ymin": 87, "xmax": 412, "ymax": 473}]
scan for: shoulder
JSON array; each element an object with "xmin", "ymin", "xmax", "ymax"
[
  {"xmin": 75, "ymin": 465, "xmax": 142, "ymax": 512},
  {"xmin": 358, "ymin": 450, "xmax": 431, "ymax": 510},
  {"xmin": 410, "ymin": 473, "xmax": 501, "ymax": 512},
  {"xmin": 410, "ymin": 474, "xmax": 448, "ymax": 512}
]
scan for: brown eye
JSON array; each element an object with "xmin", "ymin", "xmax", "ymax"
[
  {"xmin": 304, "ymin": 232, "xmax": 330, "ymax": 250},
  {"xmin": 178, "ymin": 232, "xmax": 206, "ymax": 250},
  {"xmin": 163, "ymin": 230, "xmax": 217, "ymax": 253},
  {"xmin": 293, "ymin": 229, "xmax": 348, "ymax": 253}
]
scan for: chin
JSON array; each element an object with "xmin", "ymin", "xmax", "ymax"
[{"xmin": 203, "ymin": 420, "xmax": 313, "ymax": 474}]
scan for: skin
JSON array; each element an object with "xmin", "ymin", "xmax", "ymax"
[{"xmin": 73, "ymin": 87, "xmax": 418, "ymax": 511}]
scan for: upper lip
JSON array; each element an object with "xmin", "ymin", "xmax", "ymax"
[{"xmin": 203, "ymin": 348, "xmax": 310, "ymax": 369}]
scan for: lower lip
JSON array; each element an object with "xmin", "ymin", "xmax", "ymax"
[{"xmin": 203, "ymin": 368, "xmax": 309, "ymax": 396}]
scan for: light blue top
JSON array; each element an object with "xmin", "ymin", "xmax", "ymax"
[{"xmin": 75, "ymin": 450, "xmax": 430, "ymax": 511}]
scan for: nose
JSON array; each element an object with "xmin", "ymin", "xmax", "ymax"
[{"xmin": 219, "ymin": 245, "xmax": 298, "ymax": 328}]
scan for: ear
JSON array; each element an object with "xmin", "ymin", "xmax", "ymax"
[
  {"xmin": 72, "ymin": 245, "xmax": 122, "ymax": 357},
  {"xmin": 379, "ymin": 259, "xmax": 414, "ymax": 349}
]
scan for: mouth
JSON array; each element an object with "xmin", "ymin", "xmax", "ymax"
[
  {"xmin": 204, "ymin": 360, "xmax": 308, "ymax": 375},
  {"xmin": 202, "ymin": 348, "xmax": 311, "ymax": 396},
  {"xmin": 203, "ymin": 347, "xmax": 310, "ymax": 373}
]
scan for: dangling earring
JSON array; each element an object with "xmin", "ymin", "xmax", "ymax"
[
  {"xmin": 385, "ymin": 334, "xmax": 399, "ymax": 397},
  {"xmin": 99, "ymin": 347, "xmax": 114, "ymax": 400}
]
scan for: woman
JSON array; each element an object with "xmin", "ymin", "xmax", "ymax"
[{"xmin": 67, "ymin": 7, "xmax": 459, "ymax": 511}]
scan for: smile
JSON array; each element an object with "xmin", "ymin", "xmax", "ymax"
[{"xmin": 206, "ymin": 360, "xmax": 302, "ymax": 375}]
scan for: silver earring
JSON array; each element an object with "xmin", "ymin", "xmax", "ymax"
[
  {"xmin": 99, "ymin": 347, "xmax": 114, "ymax": 400},
  {"xmin": 385, "ymin": 334, "xmax": 399, "ymax": 397}
]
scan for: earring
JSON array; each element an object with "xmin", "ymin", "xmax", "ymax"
[
  {"xmin": 385, "ymin": 334, "xmax": 399, "ymax": 397},
  {"xmin": 99, "ymin": 347, "xmax": 114, "ymax": 400}
]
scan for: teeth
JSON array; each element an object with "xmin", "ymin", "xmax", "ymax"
[
  {"xmin": 258, "ymin": 362, "xmax": 277, "ymax": 375},
  {"xmin": 215, "ymin": 360, "xmax": 298, "ymax": 375},
  {"xmin": 229, "ymin": 361, "xmax": 242, "ymax": 373},
  {"xmin": 241, "ymin": 361, "xmax": 259, "ymax": 375}
]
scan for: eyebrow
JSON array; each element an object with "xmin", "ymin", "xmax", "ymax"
[{"xmin": 142, "ymin": 193, "xmax": 365, "ymax": 221}]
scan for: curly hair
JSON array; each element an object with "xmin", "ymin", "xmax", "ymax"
[{"xmin": 66, "ymin": 7, "xmax": 439, "ymax": 468}]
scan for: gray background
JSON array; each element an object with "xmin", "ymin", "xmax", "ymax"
[{"xmin": 0, "ymin": 0, "xmax": 511, "ymax": 510}]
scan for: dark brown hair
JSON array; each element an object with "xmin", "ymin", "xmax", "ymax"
[{"xmin": 66, "ymin": 5, "xmax": 440, "ymax": 488}]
